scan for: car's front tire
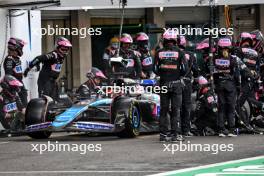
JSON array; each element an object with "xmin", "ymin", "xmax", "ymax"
[
  {"xmin": 116, "ymin": 102, "xmax": 141, "ymax": 138},
  {"xmin": 25, "ymin": 98, "xmax": 52, "ymax": 139}
]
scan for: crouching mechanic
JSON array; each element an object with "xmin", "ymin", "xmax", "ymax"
[
  {"xmin": 154, "ymin": 30, "xmax": 187, "ymax": 142},
  {"xmin": 4, "ymin": 37, "xmax": 28, "ymax": 108},
  {"xmin": 76, "ymin": 67, "xmax": 107, "ymax": 100},
  {"xmin": 0, "ymin": 75, "xmax": 25, "ymax": 131},
  {"xmin": 24, "ymin": 37, "xmax": 72, "ymax": 99},
  {"xmin": 235, "ymin": 32, "xmax": 264, "ymax": 125},
  {"xmin": 213, "ymin": 37, "xmax": 240, "ymax": 137}
]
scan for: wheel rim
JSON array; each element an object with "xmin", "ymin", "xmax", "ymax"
[{"xmin": 132, "ymin": 106, "xmax": 140, "ymax": 128}]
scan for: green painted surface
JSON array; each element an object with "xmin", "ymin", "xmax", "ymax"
[{"xmin": 163, "ymin": 158, "xmax": 264, "ymax": 176}]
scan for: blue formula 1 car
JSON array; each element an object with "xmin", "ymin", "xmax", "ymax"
[{"xmin": 24, "ymin": 79, "xmax": 160, "ymax": 139}]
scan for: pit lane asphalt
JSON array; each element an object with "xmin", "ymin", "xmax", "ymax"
[{"xmin": 0, "ymin": 133, "xmax": 263, "ymax": 176}]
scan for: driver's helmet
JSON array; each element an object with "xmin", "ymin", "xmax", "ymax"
[{"xmin": 0, "ymin": 75, "xmax": 23, "ymax": 98}]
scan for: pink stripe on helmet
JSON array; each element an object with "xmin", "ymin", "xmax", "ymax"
[
  {"xmin": 198, "ymin": 76, "xmax": 208, "ymax": 85},
  {"xmin": 241, "ymin": 32, "xmax": 252, "ymax": 39},
  {"xmin": 95, "ymin": 72, "xmax": 107, "ymax": 79},
  {"xmin": 163, "ymin": 29, "xmax": 177, "ymax": 39},
  {"xmin": 58, "ymin": 40, "xmax": 72, "ymax": 47},
  {"xmin": 9, "ymin": 38, "xmax": 17, "ymax": 45},
  {"xmin": 196, "ymin": 38, "xmax": 210, "ymax": 50},
  {"xmin": 20, "ymin": 40, "xmax": 27, "ymax": 46},
  {"xmin": 9, "ymin": 80, "xmax": 23, "ymax": 87},
  {"xmin": 136, "ymin": 35, "xmax": 149, "ymax": 41},
  {"xmin": 251, "ymin": 34, "xmax": 257, "ymax": 39},
  {"xmin": 196, "ymin": 43, "xmax": 209, "ymax": 50},
  {"xmin": 120, "ymin": 38, "xmax": 132, "ymax": 43},
  {"xmin": 9, "ymin": 38, "xmax": 27, "ymax": 46}
]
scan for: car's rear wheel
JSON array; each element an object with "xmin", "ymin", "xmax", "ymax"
[
  {"xmin": 117, "ymin": 102, "xmax": 141, "ymax": 138},
  {"xmin": 27, "ymin": 131, "xmax": 52, "ymax": 139},
  {"xmin": 237, "ymin": 100, "xmax": 251, "ymax": 127}
]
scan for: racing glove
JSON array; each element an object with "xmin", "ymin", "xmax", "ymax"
[
  {"xmin": 36, "ymin": 63, "xmax": 41, "ymax": 71},
  {"xmin": 23, "ymin": 67, "xmax": 31, "ymax": 77}
]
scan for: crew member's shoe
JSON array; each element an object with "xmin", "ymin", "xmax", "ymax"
[
  {"xmin": 227, "ymin": 131, "xmax": 238, "ymax": 137},
  {"xmin": 183, "ymin": 131, "xmax": 194, "ymax": 138},
  {"xmin": 159, "ymin": 133, "xmax": 168, "ymax": 142},
  {"xmin": 218, "ymin": 130, "xmax": 226, "ymax": 137},
  {"xmin": 171, "ymin": 134, "xmax": 185, "ymax": 142}
]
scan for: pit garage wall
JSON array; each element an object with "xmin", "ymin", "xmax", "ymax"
[
  {"xmin": 9, "ymin": 10, "xmax": 41, "ymax": 99},
  {"xmin": 164, "ymin": 7, "xmax": 210, "ymax": 24},
  {"xmin": 0, "ymin": 9, "xmax": 9, "ymax": 79}
]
